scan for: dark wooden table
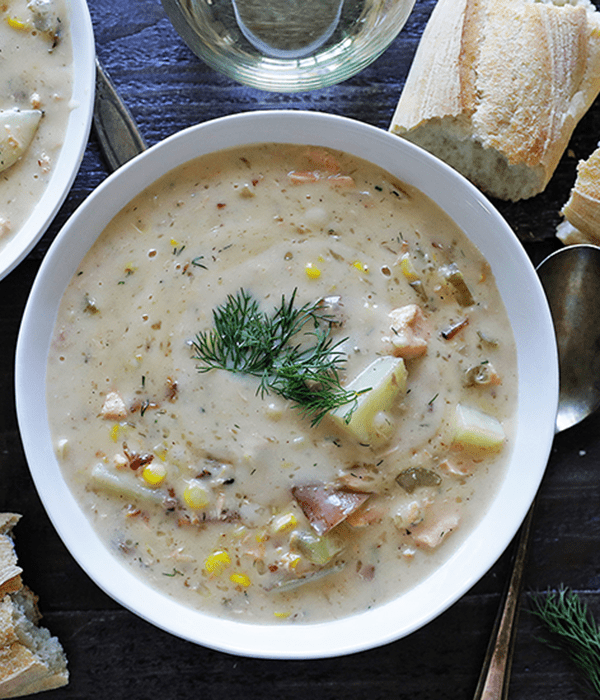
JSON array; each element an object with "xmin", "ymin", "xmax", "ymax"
[{"xmin": 2, "ymin": 1, "xmax": 600, "ymax": 697}]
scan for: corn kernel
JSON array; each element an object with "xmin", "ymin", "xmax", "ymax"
[
  {"xmin": 109, "ymin": 424, "xmax": 120, "ymax": 442},
  {"xmin": 352, "ymin": 260, "xmax": 369, "ymax": 274},
  {"xmin": 399, "ymin": 253, "xmax": 419, "ymax": 281},
  {"xmin": 170, "ymin": 238, "xmax": 179, "ymax": 247},
  {"xmin": 305, "ymin": 262, "xmax": 321, "ymax": 279},
  {"xmin": 271, "ymin": 512, "xmax": 297, "ymax": 533},
  {"xmin": 274, "ymin": 611, "xmax": 291, "ymax": 619},
  {"xmin": 142, "ymin": 462, "xmax": 167, "ymax": 487},
  {"xmin": 183, "ymin": 481, "xmax": 209, "ymax": 509},
  {"xmin": 265, "ymin": 402, "xmax": 282, "ymax": 421},
  {"xmin": 231, "ymin": 525, "xmax": 248, "ymax": 538},
  {"xmin": 290, "ymin": 436, "xmax": 305, "ymax": 450},
  {"xmin": 255, "ymin": 529, "xmax": 268, "ymax": 543},
  {"xmin": 288, "ymin": 554, "xmax": 301, "ymax": 569},
  {"xmin": 6, "ymin": 17, "xmax": 30, "ymax": 31},
  {"xmin": 230, "ymin": 572, "xmax": 251, "ymax": 587},
  {"xmin": 204, "ymin": 550, "xmax": 231, "ymax": 575},
  {"xmin": 55, "ymin": 438, "xmax": 69, "ymax": 459}
]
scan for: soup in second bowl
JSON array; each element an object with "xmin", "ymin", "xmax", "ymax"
[{"xmin": 0, "ymin": 0, "xmax": 73, "ymax": 251}]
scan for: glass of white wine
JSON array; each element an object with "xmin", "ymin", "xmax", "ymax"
[{"xmin": 161, "ymin": 0, "xmax": 416, "ymax": 92}]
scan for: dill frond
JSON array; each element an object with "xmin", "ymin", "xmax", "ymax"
[
  {"xmin": 191, "ymin": 288, "xmax": 367, "ymax": 425},
  {"xmin": 529, "ymin": 586, "xmax": 600, "ymax": 695}
]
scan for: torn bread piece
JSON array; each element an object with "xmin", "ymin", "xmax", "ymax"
[
  {"xmin": 0, "ymin": 514, "xmax": 68, "ymax": 698},
  {"xmin": 557, "ymin": 144, "xmax": 600, "ymax": 244},
  {"xmin": 0, "ymin": 514, "xmax": 23, "ymax": 598},
  {"xmin": 390, "ymin": 0, "xmax": 600, "ymax": 202}
]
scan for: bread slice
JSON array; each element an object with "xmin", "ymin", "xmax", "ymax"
[
  {"xmin": 0, "ymin": 514, "xmax": 68, "ymax": 698},
  {"xmin": 557, "ymin": 144, "xmax": 600, "ymax": 244},
  {"xmin": 389, "ymin": 0, "xmax": 600, "ymax": 202}
]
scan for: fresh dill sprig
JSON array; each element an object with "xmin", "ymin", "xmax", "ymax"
[
  {"xmin": 191, "ymin": 288, "xmax": 368, "ymax": 425},
  {"xmin": 529, "ymin": 586, "xmax": 600, "ymax": 695}
]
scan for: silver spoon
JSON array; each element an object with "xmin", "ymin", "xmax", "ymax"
[
  {"xmin": 93, "ymin": 58, "xmax": 147, "ymax": 172},
  {"xmin": 473, "ymin": 242, "xmax": 600, "ymax": 700}
]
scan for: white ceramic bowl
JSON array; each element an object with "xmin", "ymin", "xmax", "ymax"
[
  {"xmin": 0, "ymin": 0, "xmax": 95, "ymax": 281},
  {"xmin": 15, "ymin": 111, "xmax": 559, "ymax": 659}
]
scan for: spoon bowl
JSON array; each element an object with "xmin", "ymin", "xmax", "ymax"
[
  {"xmin": 474, "ymin": 242, "xmax": 600, "ymax": 698},
  {"xmin": 537, "ymin": 243, "xmax": 600, "ymax": 432}
]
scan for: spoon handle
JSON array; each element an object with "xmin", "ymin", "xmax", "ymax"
[
  {"xmin": 472, "ymin": 503, "xmax": 535, "ymax": 700},
  {"xmin": 93, "ymin": 57, "xmax": 147, "ymax": 172}
]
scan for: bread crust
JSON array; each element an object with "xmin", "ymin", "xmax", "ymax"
[
  {"xmin": 0, "ymin": 515, "xmax": 68, "ymax": 698},
  {"xmin": 390, "ymin": 0, "xmax": 600, "ymax": 201},
  {"xmin": 0, "ymin": 590, "xmax": 67, "ymax": 699},
  {"xmin": 558, "ymin": 146, "xmax": 600, "ymax": 243},
  {"xmin": 0, "ymin": 514, "xmax": 22, "ymax": 599}
]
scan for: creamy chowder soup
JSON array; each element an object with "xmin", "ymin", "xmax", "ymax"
[
  {"xmin": 0, "ymin": 0, "xmax": 73, "ymax": 248},
  {"xmin": 46, "ymin": 144, "xmax": 517, "ymax": 624}
]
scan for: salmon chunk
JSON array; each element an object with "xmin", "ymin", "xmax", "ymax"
[
  {"xmin": 384, "ymin": 304, "xmax": 430, "ymax": 359},
  {"xmin": 101, "ymin": 391, "xmax": 127, "ymax": 420},
  {"xmin": 412, "ymin": 511, "xmax": 461, "ymax": 549}
]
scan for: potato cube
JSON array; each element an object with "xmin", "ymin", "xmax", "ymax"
[
  {"xmin": 0, "ymin": 109, "xmax": 42, "ymax": 173},
  {"xmin": 452, "ymin": 403, "xmax": 505, "ymax": 453},
  {"xmin": 330, "ymin": 356, "xmax": 407, "ymax": 445}
]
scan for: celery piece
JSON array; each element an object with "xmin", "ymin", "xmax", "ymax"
[
  {"xmin": 440, "ymin": 263, "xmax": 475, "ymax": 307},
  {"xmin": 290, "ymin": 530, "xmax": 343, "ymax": 566},
  {"xmin": 266, "ymin": 563, "xmax": 345, "ymax": 592},
  {"xmin": 396, "ymin": 467, "xmax": 442, "ymax": 494},
  {"xmin": 90, "ymin": 463, "xmax": 166, "ymax": 504}
]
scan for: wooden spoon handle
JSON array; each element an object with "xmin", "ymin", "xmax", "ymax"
[{"xmin": 472, "ymin": 503, "xmax": 535, "ymax": 700}]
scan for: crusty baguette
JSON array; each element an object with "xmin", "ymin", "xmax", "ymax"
[
  {"xmin": 0, "ymin": 514, "xmax": 68, "ymax": 698},
  {"xmin": 557, "ymin": 144, "xmax": 600, "ymax": 243},
  {"xmin": 390, "ymin": 0, "xmax": 600, "ymax": 202}
]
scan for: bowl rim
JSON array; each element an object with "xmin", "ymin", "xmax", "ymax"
[
  {"xmin": 15, "ymin": 110, "xmax": 559, "ymax": 659},
  {"xmin": 0, "ymin": 0, "xmax": 95, "ymax": 282}
]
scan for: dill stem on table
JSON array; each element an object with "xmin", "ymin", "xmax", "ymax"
[{"xmin": 529, "ymin": 586, "xmax": 600, "ymax": 695}]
